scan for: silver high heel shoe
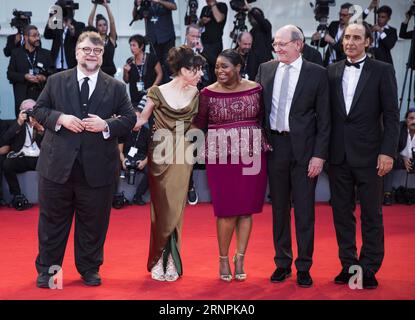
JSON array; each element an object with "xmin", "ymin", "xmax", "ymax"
[
  {"xmin": 219, "ymin": 256, "xmax": 232, "ymax": 282},
  {"xmin": 233, "ymin": 252, "xmax": 247, "ymax": 281},
  {"xmin": 151, "ymin": 255, "xmax": 165, "ymax": 281},
  {"xmin": 165, "ymin": 254, "xmax": 179, "ymax": 282}
]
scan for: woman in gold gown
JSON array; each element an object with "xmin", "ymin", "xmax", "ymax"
[{"xmin": 136, "ymin": 46, "xmax": 205, "ymax": 281}]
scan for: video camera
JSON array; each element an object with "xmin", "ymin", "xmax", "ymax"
[
  {"xmin": 124, "ymin": 158, "xmax": 140, "ymax": 185},
  {"xmin": 10, "ymin": 9, "xmax": 32, "ymax": 32},
  {"xmin": 185, "ymin": 0, "xmax": 198, "ymax": 26},
  {"xmin": 55, "ymin": 0, "xmax": 79, "ymax": 19},
  {"xmin": 130, "ymin": 0, "xmax": 152, "ymax": 25},
  {"xmin": 313, "ymin": 0, "xmax": 335, "ymax": 27},
  {"xmin": 230, "ymin": 0, "xmax": 256, "ymax": 12},
  {"xmin": 92, "ymin": 0, "xmax": 110, "ymax": 4}
]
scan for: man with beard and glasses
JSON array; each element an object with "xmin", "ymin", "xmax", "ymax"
[
  {"xmin": 7, "ymin": 25, "xmax": 52, "ymax": 118},
  {"xmin": 33, "ymin": 31, "xmax": 136, "ymax": 288},
  {"xmin": 235, "ymin": 32, "xmax": 256, "ymax": 80}
]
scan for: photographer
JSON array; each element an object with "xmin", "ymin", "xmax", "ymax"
[
  {"xmin": 383, "ymin": 108, "xmax": 415, "ymax": 205},
  {"xmin": 7, "ymin": 25, "xmax": 52, "ymax": 118},
  {"xmin": 400, "ymin": 4, "xmax": 414, "ymax": 39},
  {"xmin": 132, "ymin": 0, "xmax": 177, "ymax": 83},
  {"xmin": 311, "ymin": 2, "xmax": 353, "ymax": 66},
  {"xmin": 3, "ymin": 11, "xmax": 32, "ymax": 58},
  {"xmin": 2, "ymin": 99, "xmax": 44, "ymax": 211},
  {"xmin": 245, "ymin": 3, "xmax": 273, "ymax": 73},
  {"xmin": 298, "ymin": 26, "xmax": 323, "ymax": 66},
  {"xmin": 0, "ymin": 120, "xmax": 12, "ymax": 207},
  {"xmin": 44, "ymin": 1, "xmax": 85, "ymax": 71},
  {"xmin": 116, "ymin": 108, "xmax": 150, "ymax": 206},
  {"xmin": 200, "ymin": 0, "xmax": 228, "ymax": 82},
  {"xmin": 234, "ymin": 31, "xmax": 255, "ymax": 80},
  {"xmin": 88, "ymin": 0, "xmax": 117, "ymax": 77},
  {"xmin": 123, "ymin": 34, "xmax": 163, "ymax": 108}
]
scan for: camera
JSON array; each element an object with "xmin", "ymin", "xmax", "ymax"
[
  {"xmin": 124, "ymin": 158, "xmax": 139, "ymax": 185},
  {"xmin": 10, "ymin": 9, "xmax": 32, "ymax": 31},
  {"xmin": 137, "ymin": 94, "xmax": 148, "ymax": 111},
  {"xmin": 55, "ymin": 0, "xmax": 79, "ymax": 19},
  {"xmin": 92, "ymin": 0, "xmax": 110, "ymax": 4},
  {"xmin": 112, "ymin": 192, "xmax": 129, "ymax": 209},
  {"xmin": 11, "ymin": 194, "xmax": 31, "ymax": 211},
  {"xmin": 409, "ymin": 148, "xmax": 415, "ymax": 174},
  {"xmin": 23, "ymin": 108, "xmax": 34, "ymax": 118},
  {"xmin": 185, "ymin": 0, "xmax": 199, "ymax": 26},
  {"xmin": 230, "ymin": 0, "xmax": 256, "ymax": 13},
  {"xmin": 313, "ymin": 0, "xmax": 336, "ymax": 26}
]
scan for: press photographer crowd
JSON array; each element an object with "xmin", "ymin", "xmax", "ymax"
[{"xmin": 0, "ymin": 0, "xmax": 414, "ymax": 214}]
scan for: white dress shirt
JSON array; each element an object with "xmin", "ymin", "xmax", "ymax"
[
  {"xmin": 55, "ymin": 27, "xmax": 68, "ymax": 70},
  {"xmin": 270, "ymin": 56, "xmax": 303, "ymax": 131},
  {"xmin": 19, "ymin": 124, "xmax": 40, "ymax": 157},
  {"xmin": 401, "ymin": 131, "xmax": 415, "ymax": 159},
  {"xmin": 342, "ymin": 55, "xmax": 367, "ymax": 115}
]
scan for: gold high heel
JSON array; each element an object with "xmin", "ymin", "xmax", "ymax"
[
  {"xmin": 233, "ymin": 252, "xmax": 247, "ymax": 281},
  {"xmin": 219, "ymin": 256, "xmax": 232, "ymax": 282}
]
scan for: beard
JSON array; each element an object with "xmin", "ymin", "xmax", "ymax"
[{"xmin": 81, "ymin": 61, "xmax": 101, "ymax": 73}]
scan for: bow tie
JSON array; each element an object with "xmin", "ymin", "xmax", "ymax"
[{"xmin": 345, "ymin": 58, "xmax": 366, "ymax": 69}]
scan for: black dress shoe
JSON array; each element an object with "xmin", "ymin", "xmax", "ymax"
[
  {"xmin": 383, "ymin": 193, "xmax": 393, "ymax": 206},
  {"xmin": 297, "ymin": 271, "xmax": 313, "ymax": 288},
  {"xmin": 270, "ymin": 267, "xmax": 292, "ymax": 283},
  {"xmin": 81, "ymin": 271, "xmax": 102, "ymax": 286},
  {"xmin": 334, "ymin": 268, "xmax": 353, "ymax": 284},
  {"xmin": 36, "ymin": 273, "xmax": 51, "ymax": 288},
  {"xmin": 363, "ymin": 270, "xmax": 378, "ymax": 289}
]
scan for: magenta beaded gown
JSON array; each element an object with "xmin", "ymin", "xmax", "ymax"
[{"xmin": 193, "ymin": 86, "xmax": 271, "ymax": 217}]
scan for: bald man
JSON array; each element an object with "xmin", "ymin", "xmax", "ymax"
[
  {"xmin": 328, "ymin": 23, "xmax": 399, "ymax": 289},
  {"xmin": 256, "ymin": 25, "xmax": 330, "ymax": 287},
  {"xmin": 235, "ymin": 32, "xmax": 256, "ymax": 80}
]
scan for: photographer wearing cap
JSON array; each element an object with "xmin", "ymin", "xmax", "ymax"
[
  {"xmin": 1, "ymin": 99, "xmax": 44, "ymax": 211},
  {"xmin": 44, "ymin": 0, "xmax": 85, "ymax": 71},
  {"xmin": 7, "ymin": 25, "xmax": 53, "ymax": 118}
]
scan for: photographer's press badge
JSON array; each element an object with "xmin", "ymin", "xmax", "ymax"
[
  {"xmin": 128, "ymin": 147, "xmax": 138, "ymax": 158},
  {"xmin": 136, "ymin": 81, "xmax": 144, "ymax": 92}
]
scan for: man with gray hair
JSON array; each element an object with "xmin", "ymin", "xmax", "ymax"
[
  {"xmin": 256, "ymin": 25, "xmax": 330, "ymax": 287},
  {"xmin": 2, "ymin": 99, "xmax": 43, "ymax": 211},
  {"xmin": 33, "ymin": 31, "xmax": 136, "ymax": 288}
]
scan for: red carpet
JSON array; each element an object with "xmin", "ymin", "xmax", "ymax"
[{"xmin": 0, "ymin": 203, "xmax": 414, "ymax": 300}]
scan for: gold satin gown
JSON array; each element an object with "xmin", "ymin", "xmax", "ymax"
[{"xmin": 146, "ymin": 86, "xmax": 199, "ymax": 276}]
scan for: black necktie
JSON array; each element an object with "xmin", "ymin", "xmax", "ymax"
[
  {"xmin": 345, "ymin": 58, "xmax": 366, "ymax": 69},
  {"xmin": 80, "ymin": 77, "xmax": 89, "ymax": 115}
]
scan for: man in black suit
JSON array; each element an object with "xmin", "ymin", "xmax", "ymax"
[
  {"xmin": 364, "ymin": 5, "xmax": 398, "ymax": 65},
  {"xmin": 256, "ymin": 25, "xmax": 330, "ymax": 288},
  {"xmin": 2, "ymin": 99, "xmax": 43, "ymax": 210},
  {"xmin": 383, "ymin": 108, "xmax": 415, "ymax": 205},
  {"xmin": 7, "ymin": 25, "xmax": 53, "ymax": 118},
  {"xmin": 44, "ymin": 6, "xmax": 85, "ymax": 71},
  {"xmin": 328, "ymin": 22, "xmax": 399, "ymax": 289},
  {"xmin": 311, "ymin": 2, "xmax": 353, "ymax": 66},
  {"xmin": 33, "ymin": 31, "xmax": 136, "ymax": 288}
]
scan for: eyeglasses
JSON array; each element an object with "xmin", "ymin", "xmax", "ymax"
[
  {"xmin": 272, "ymin": 40, "xmax": 295, "ymax": 49},
  {"xmin": 78, "ymin": 47, "xmax": 104, "ymax": 55}
]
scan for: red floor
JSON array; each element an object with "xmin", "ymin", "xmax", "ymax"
[{"xmin": 0, "ymin": 203, "xmax": 414, "ymax": 300}]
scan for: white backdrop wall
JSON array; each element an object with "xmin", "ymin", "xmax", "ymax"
[{"xmin": 0, "ymin": 0, "xmax": 412, "ymax": 119}]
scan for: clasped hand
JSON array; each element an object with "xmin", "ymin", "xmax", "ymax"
[{"xmin": 58, "ymin": 114, "xmax": 107, "ymax": 133}]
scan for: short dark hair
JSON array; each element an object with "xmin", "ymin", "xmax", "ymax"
[
  {"xmin": 340, "ymin": 2, "xmax": 353, "ymax": 10},
  {"xmin": 24, "ymin": 25, "xmax": 38, "ymax": 37},
  {"xmin": 344, "ymin": 21, "xmax": 373, "ymax": 46},
  {"xmin": 167, "ymin": 45, "xmax": 206, "ymax": 76},
  {"xmin": 405, "ymin": 108, "xmax": 415, "ymax": 119},
  {"xmin": 186, "ymin": 24, "xmax": 200, "ymax": 35},
  {"xmin": 129, "ymin": 34, "xmax": 146, "ymax": 50},
  {"xmin": 76, "ymin": 31, "xmax": 104, "ymax": 47},
  {"xmin": 248, "ymin": 7, "xmax": 265, "ymax": 20},
  {"xmin": 218, "ymin": 49, "xmax": 244, "ymax": 67},
  {"xmin": 377, "ymin": 5, "xmax": 392, "ymax": 18}
]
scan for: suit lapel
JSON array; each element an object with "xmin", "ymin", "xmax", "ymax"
[
  {"xmin": 291, "ymin": 61, "xmax": 311, "ymax": 108},
  {"xmin": 65, "ymin": 68, "xmax": 82, "ymax": 118},
  {"xmin": 335, "ymin": 60, "xmax": 347, "ymax": 116},
  {"xmin": 87, "ymin": 71, "xmax": 109, "ymax": 115},
  {"xmin": 265, "ymin": 61, "xmax": 279, "ymax": 117},
  {"xmin": 348, "ymin": 58, "xmax": 373, "ymax": 115}
]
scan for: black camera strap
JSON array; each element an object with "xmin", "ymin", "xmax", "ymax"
[
  {"xmin": 23, "ymin": 123, "xmax": 36, "ymax": 148},
  {"xmin": 26, "ymin": 50, "xmax": 37, "ymax": 70},
  {"xmin": 134, "ymin": 53, "xmax": 148, "ymax": 82}
]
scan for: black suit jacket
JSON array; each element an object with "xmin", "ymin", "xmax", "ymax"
[
  {"xmin": 1, "ymin": 120, "xmax": 43, "ymax": 152},
  {"xmin": 256, "ymin": 59, "xmax": 330, "ymax": 165},
  {"xmin": 371, "ymin": 26, "xmax": 398, "ymax": 65},
  {"xmin": 33, "ymin": 68, "xmax": 136, "ymax": 187},
  {"xmin": 44, "ymin": 20, "xmax": 85, "ymax": 69},
  {"xmin": 328, "ymin": 58, "xmax": 400, "ymax": 167},
  {"xmin": 302, "ymin": 43, "xmax": 324, "ymax": 66},
  {"xmin": 7, "ymin": 47, "xmax": 53, "ymax": 111},
  {"xmin": 310, "ymin": 21, "xmax": 346, "ymax": 66}
]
